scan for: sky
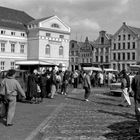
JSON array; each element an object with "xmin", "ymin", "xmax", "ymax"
[{"xmin": 0, "ymin": 0, "xmax": 140, "ymax": 42}]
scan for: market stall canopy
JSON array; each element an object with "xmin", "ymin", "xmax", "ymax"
[
  {"xmin": 15, "ymin": 60, "xmax": 56, "ymax": 66},
  {"xmin": 83, "ymin": 67, "xmax": 102, "ymax": 71},
  {"xmin": 104, "ymin": 68, "xmax": 118, "ymax": 72}
]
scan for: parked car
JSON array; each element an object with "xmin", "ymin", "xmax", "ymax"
[
  {"xmin": 109, "ymin": 74, "xmax": 134, "ymax": 96},
  {"xmin": 0, "ymin": 69, "xmax": 29, "ymax": 100}
]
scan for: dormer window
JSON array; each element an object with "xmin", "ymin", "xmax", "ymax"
[{"xmin": 51, "ymin": 23, "xmax": 59, "ymax": 28}]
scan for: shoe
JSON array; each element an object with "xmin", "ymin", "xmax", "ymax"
[
  {"xmin": 6, "ymin": 124, "xmax": 13, "ymax": 127},
  {"xmin": 136, "ymin": 128, "xmax": 140, "ymax": 133},
  {"xmin": 84, "ymin": 99, "xmax": 89, "ymax": 102},
  {"xmin": 118, "ymin": 104, "xmax": 124, "ymax": 107}
]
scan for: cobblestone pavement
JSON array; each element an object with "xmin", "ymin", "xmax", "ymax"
[{"xmin": 33, "ymin": 88, "xmax": 139, "ymax": 140}]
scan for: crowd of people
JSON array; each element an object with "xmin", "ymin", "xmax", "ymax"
[{"xmin": 1, "ymin": 66, "xmax": 140, "ymax": 132}]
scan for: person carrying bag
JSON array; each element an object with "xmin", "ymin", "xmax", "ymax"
[{"xmin": 0, "ymin": 69, "xmax": 26, "ymax": 126}]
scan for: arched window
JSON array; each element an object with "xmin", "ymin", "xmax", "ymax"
[
  {"xmin": 59, "ymin": 46, "xmax": 63, "ymax": 56},
  {"xmin": 45, "ymin": 44, "xmax": 50, "ymax": 55}
]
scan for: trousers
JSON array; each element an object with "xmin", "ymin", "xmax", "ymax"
[{"xmin": 6, "ymin": 95, "xmax": 17, "ymax": 124}]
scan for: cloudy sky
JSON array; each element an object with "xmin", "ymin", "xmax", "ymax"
[{"xmin": 0, "ymin": 0, "xmax": 139, "ymax": 41}]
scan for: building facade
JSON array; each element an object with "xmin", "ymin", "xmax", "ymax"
[
  {"xmin": 111, "ymin": 22, "xmax": 140, "ymax": 71},
  {"xmin": 79, "ymin": 37, "xmax": 94, "ymax": 68},
  {"xmin": 69, "ymin": 40, "xmax": 80, "ymax": 71},
  {"xmin": 0, "ymin": 6, "xmax": 70, "ymax": 70},
  {"xmin": 93, "ymin": 30, "xmax": 112, "ymax": 69}
]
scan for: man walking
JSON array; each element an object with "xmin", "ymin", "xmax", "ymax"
[
  {"xmin": 131, "ymin": 68, "xmax": 140, "ymax": 133},
  {"xmin": 1, "ymin": 69, "xmax": 26, "ymax": 126},
  {"xmin": 83, "ymin": 71, "xmax": 91, "ymax": 101},
  {"xmin": 119, "ymin": 69, "xmax": 131, "ymax": 107}
]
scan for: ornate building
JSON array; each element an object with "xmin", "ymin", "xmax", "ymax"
[
  {"xmin": 93, "ymin": 30, "xmax": 112, "ymax": 69},
  {"xmin": 111, "ymin": 22, "xmax": 140, "ymax": 71},
  {"xmin": 69, "ymin": 40, "xmax": 80, "ymax": 71},
  {"xmin": 0, "ymin": 6, "xmax": 70, "ymax": 70}
]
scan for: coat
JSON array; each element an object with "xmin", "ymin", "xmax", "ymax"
[{"xmin": 131, "ymin": 74, "xmax": 140, "ymax": 101}]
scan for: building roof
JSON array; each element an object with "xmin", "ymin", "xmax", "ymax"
[
  {"xmin": 0, "ymin": 6, "xmax": 34, "ymax": 31},
  {"xmin": 28, "ymin": 15, "xmax": 54, "ymax": 25},
  {"xmin": 127, "ymin": 25, "xmax": 140, "ymax": 36}
]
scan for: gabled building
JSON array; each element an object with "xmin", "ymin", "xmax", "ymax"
[
  {"xmin": 111, "ymin": 22, "xmax": 140, "ymax": 71},
  {"xmin": 69, "ymin": 40, "xmax": 80, "ymax": 71},
  {"xmin": 0, "ymin": 6, "xmax": 70, "ymax": 70},
  {"xmin": 93, "ymin": 30, "xmax": 112, "ymax": 69},
  {"xmin": 27, "ymin": 16, "xmax": 70, "ymax": 68},
  {"xmin": 0, "ymin": 6, "xmax": 34, "ymax": 70},
  {"xmin": 79, "ymin": 37, "xmax": 94, "ymax": 68}
]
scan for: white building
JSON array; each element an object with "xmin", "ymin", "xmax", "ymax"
[
  {"xmin": 111, "ymin": 22, "xmax": 140, "ymax": 71},
  {"xmin": 0, "ymin": 6, "xmax": 70, "ymax": 70}
]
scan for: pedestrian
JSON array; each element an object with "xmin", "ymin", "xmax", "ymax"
[
  {"xmin": 50, "ymin": 69, "xmax": 57, "ymax": 98},
  {"xmin": 27, "ymin": 69, "xmax": 39, "ymax": 103},
  {"xmin": 38, "ymin": 69, "xmax": 47, "ymax": 102},
  {"xmin": 119, "ymin": 69, "xmax": 131, "ymax": 107},
  {"xmin": 131, "ymin": 68, "xmax": 140, "ymax": 133},
  {"xmin": 61, "ymin": 70, "xmax": 70, "ymax": 95},
  {"xmin": 1, "ymin": 69, "xmax": 26, "ymax": 126},
  {"xmin": 83, "ymin": 70, "xmax": 91, "ymax": 101}
]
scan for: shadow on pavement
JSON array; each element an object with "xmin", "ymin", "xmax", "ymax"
[
  {"xmin": 103, "ymin": 120, "xmax": 140, "ymax": 140},
  {"xmin": 66, "ymin": 96, "xmax": 84, "ymax": 102},
  {"xmin": 98, "ymin": 109, "xmax": 135, "ymax": 120},
  {"xmin": 94, "ymin": 101, "xmax": 118, "ymax": 107}
]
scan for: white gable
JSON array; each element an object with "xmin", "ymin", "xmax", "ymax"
[{"xmin": 39, "ymin": 16, "xmax": 70, "ymax": 33}]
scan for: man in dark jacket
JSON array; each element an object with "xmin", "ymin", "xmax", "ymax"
[
  {"xmin": 83, "ymin": 70, "xmax": 91, "ymax": 101},
  {"xmin": 131, "ymin": 68, "xmax": 140, "ymax": 133},
  {"xmin": 119, "ymin": 69, "xmax": 131, "ymax": 107}
]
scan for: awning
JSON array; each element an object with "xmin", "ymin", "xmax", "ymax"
[
  {"xmin": 104, "ymin": 68, "xmax": 118, "ymax": 72},
  {"xmin": 83, "ymin": 67, "xmax": 102, "ymax": 71},
  {"xmin": 15, "ymin": 60, "xmax": 56, "ymax": 66}
]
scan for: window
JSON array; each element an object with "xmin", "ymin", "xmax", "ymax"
[
  {"xmin": 71, "ymin": 58, "xmax": 74, "ymax": 63},
  {"xmin": 71, "ymin": 51, "xmax": 74, "ymax": 56},
  {"xmin": 1, "ymin": 43, "xmax": 5, "ymax": 52},
  {"xmin": 127, "ymin": 53, "xmax": 130, "ymax": 60},
  {"xmin": 100, "ymin": 56, "xmax": 103, "ymax": 63},
  {"xmin": 75, "ymin": 57, "xmax": 78, "ymax": 63},
  {"xmin": 127, "ymin": 42, "xmax": 130, "ymax": 49},
  {"xmin": 101, "ymin": 37, "xmax": 104, "ymax": 44},
  {"xmin": 0, "ymin": 61, "xmax": 5, "ymax": 70},
  {"xmin": 20, "ymin": 44, "xmax": 24, "ymax": 53},
  {"xmin": 113, "ymin": 53, "xmax": 116, "ymax": 60},
  {"xmin": 82, "ymin": 58, "xmax": 84, "ymax": 63},
  {"xmin": 118, "ymin": 53, "xmax": 121, "ymax": 60},
  {"xmin": 87, "ymin": 58, "xmax": 88, "ymax": 63},
  {"xmin": 122, "ymin": 52, "xmax": 125, "ymax": 60},
  {"xmin": 46, "ymin": 33, "xmax": 51, "ymax": 37},
  {"xmin": 72, "ymin": 43, "xmax": 74, "ymax": 48},
  {"xmin": 118, "ymin": 43, "xmax": 121, "ymax": 49},
  {"xmin": 132, "ymin": 52, "xmax": 135, "ymax": 60},
  {"xmin": 21, "ymin": 33, "xmax": 25, "ymax": 37},
  {"xmin": 96, "ymin": 56, "xmax": 98, "ymax": 62},
  {"xmin": 51, "ymin": 23, "xmax": 59, "ymax": 28},
  {"xmin": 118, "ymin": 35, "xmax": 121, "ymax": 41},
  {"xmin": 122, "ymin": 64, "xmax": 125, "ymax": 70},
  {"xmin": 11, "ymin": 44, "xmax": 15, "ymax": 53},
  {"xmin": 45, "ymin": 44, "xmax": 50, "ymax": 55},
  {"xmin": 1, "ymin": 30, "xmax": 5, "ymax": 34},
  {"xmin": 59, "ymin": 35, "xmax": 64, "ymax": 38},
  {"xmin": 105, "ymin": 48, "xmax": 109, "ymax": 53},
  {"xmin": 123, "ymin": 34, "xmax": 125, "ymax": 40},
  {"xmin": 59, "ymin": 46, "xmax": 63, "ymax": 56},
  {"xmin": 106, "ymin": 55, "xmax": 109, "ymax": 62},
  {"xmin": 128, "ymin": 34, "xmax": 131, "ymax": 40},
  {"xmin": 11, "ymin": 62, "xmax": 15, "ymax": 69},
  {"xmin": 113, "ymin": 64, "xmax": 116, "ymax": 70},
  {"xmin": 114, "ymin": 43, "xmax": 116, "ymax": 50},
  {"xmin": 90, "ymin": 58, "xmax": 92, "ymax": 63},
  {"xmin": 123, "ymin": 42, "xmax": 125, "ymax": 49},
  {"xmin": 132, "ymin": 42, "xmax": 135, "ymax": 49},
  {"xmin": 11, "ymin": 32, "xmax": 15, "ymax": 36}
]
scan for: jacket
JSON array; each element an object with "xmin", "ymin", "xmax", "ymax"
[
  {"xmin": 1, "ymin": 76, "xmax": 26, "ymax": 97},
  {"xmin": 83, "ymin": 74, "xmax": 91, "ymax": 88}
]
